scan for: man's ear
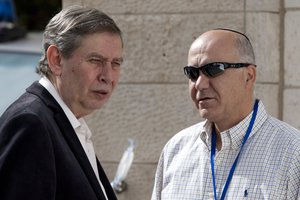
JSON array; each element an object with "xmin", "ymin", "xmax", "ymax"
[
  {"xmin": 245, "ymin": 65, "xmax": 256, "ymax": 84},
  {"xmin": 47, "ymin": 45, "xmax": 62, "ymax": 76}
]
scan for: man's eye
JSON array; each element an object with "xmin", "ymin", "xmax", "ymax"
[
  {"xmin": 90, "ymin": 58, "xmax": 103, "ymax": 63},
  {"xmin": 89, "ymin": 59, "xmax": 106, "ymax": 67},
  {"xmin": 112, "ymin": 62, "xmax": 121, "ymax": 67}
]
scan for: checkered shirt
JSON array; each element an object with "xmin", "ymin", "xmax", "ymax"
[{"xmin": 151, "ymin": 100, "xmax": 300, "ymax": 200}]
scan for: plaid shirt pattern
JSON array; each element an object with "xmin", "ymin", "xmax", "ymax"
[{"xmin": 152, "ymin": 101, "xmax": 300, "ymax": 200}]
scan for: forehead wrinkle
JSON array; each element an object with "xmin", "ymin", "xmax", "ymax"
[{"xmin": 188, "ymin": 38, "xmax": 211, "ymax": 66}]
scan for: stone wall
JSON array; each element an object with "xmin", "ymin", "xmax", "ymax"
[
  {"xmin": 284, "ymin": 0, "xmax": 300, "ymax": 129},
  {"xmin": 62, "ymin": 0, "xmax": 300, "ymax": 199}
]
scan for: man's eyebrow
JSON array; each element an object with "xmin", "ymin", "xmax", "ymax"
[
  {"xmin": 87, "ymin": 53, "xmax": 123, "ymax": 62},
  {"xmin": 113, "ymin": 57, "xmax": 124, "ymax": 63},
  {"xmin": 87, "ymin": 53, "xmax": 105, "ymax": 59}
]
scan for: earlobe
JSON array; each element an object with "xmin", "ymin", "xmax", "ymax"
[{"xmin": 47, "ymin": 45, "xmax": 62, "ymax": 76}]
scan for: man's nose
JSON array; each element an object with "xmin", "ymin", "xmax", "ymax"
[
  {"xmin": 194, "ymin": 74, "xmax": 210, "ymax": 90},
  {"xmin": 98, "ymin": 62, "xmax": 113, "ymax": 84}
]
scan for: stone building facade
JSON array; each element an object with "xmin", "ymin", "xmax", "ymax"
[{"xmin": 63, "ymin": 0, "xmax": 300, "ymax": 199}]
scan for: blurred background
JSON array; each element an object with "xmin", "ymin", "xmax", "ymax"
[
  {"xmin": 14, "ymin": 0, "xmax": 61, "ymax": 31},
  {"xmin": 0, "ymin": 0, "xmax": 61, "ymax": 113},
  {"xmin": 1, "ymin": 0, "xmax": 300, "ymax": 199}
]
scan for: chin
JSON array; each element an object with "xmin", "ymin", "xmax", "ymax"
[
  {"xmin": 86, "ymin": 100, "xmax": 107, "ymax": 112},
  {"xmin": 199, "ymin": 109, "xmax": 215, "ymax": 121},
  {"xmin": 97, "ymin": 99, "xmax": 109, "ymax": 108},
  {"xmin": 199, "ymin": 112, "xmax": 207, "ymax": 119}
]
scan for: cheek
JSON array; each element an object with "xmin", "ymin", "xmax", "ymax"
[
  {"xmin": 218, "ymin": 77, "xmax": 245, "ymax": 102},
  {"xmin": 112, "ymin": 70, "xmax": 121, "ymax": 85},
  {"xmin": 69, "ymin": 68, "xmax": 83, "ymax": 84},
  {"xmin": 189, "ymin": 83, "xmax": 197, "ymax": 100},
  {"xmin": 66, "ymin": 67, "xmax": 92, "ymax": 92}
]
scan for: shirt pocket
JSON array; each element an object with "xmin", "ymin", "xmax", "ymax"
[{"xmin": 226, "ymin": 176, "xmax": 270, "ymax": 199}]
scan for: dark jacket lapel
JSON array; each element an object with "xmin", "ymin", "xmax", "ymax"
[
  {"xmin": 97, "ymin": 158, "xmax": 118, "ymax": 200},
  {"xmin": 26, "ymin": 81, "xmax": 107, "ymax": 200}
]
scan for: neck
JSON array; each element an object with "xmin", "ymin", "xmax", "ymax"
[
  {"xmin": 215, "ymin": 98, "xmax": 256, "ymax": 132},
  {"xmin": 212, "ymin": 98, "xmax": 258, "ymax": 151},
  {"xmin": 213, "ymin": 126, "xmax": 222, "ymax": 151}
]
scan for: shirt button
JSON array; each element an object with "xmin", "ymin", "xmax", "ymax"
[
  {"xmin": 215, "ymin": 159, "xmax": 220, "ymax": 165},
  {"xmin": 208, "ymin": 192, "xmax": 214, "ymax": 199}
]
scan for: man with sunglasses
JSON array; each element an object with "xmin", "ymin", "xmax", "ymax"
[{"xmin": 152, "ymin": 29, "xmax": 300, "ymax": 200}]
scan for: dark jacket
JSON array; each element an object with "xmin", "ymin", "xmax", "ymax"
[{"xmin": 0, "ymin": 81, "xmax": 117, "ymax": 200}]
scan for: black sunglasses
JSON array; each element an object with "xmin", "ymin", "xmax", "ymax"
[{"xmin": 184, "ymin": 62, "xmax": 253, "ymax": 81}]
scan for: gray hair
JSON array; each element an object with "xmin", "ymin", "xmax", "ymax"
[
  {"xmin": 234, "ymin": 33, "xmax": 255, "ymax": 65},
  {"xmin": 36, "ymin": 5, "xmax": 122, "ymax": 77}
]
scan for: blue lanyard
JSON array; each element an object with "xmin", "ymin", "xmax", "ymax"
[{"xmin": 210, "ymin": 99, "xmax": 259, "ymax": 200}]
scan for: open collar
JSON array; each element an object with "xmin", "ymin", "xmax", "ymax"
[{"xmin": 200, "ymin": 100, "xmax": 268, "ymax": 151}]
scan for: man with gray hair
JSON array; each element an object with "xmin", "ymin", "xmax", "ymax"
[
  {"xmin": 152, "ymin": 29, "xmax": 300, "ymax": 199},
  {"xmin": 0, "ymin": 5, "xmax": 123, "ymax": 200}
]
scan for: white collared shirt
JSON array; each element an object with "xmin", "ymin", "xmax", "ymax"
[
  {"xmin": 152, "ymin": 100, "xmax": 300, "ymax": 200},
  {"xmin": 39, "ymin": 77, "xmax": 108, "ymax": 200}
]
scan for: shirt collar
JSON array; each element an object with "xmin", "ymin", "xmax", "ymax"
[
  {"xmin": 76, "ymin": 118, "xmax": 92, "ymax": 140},
  {"xmin": 39, "ymin": 77, "xmax": 80, "ymax": 129},
  {"xmin": 200, "ymin": 100, "xmax": 268, "ymax": 150}
]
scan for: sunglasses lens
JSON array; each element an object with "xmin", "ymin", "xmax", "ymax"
[
  {"xmin": 184, "ymin": 67, "xmax": 199, "ymax": 81},
  {"xmin": 184, "ymin": 63, "xmax": 227, "ymax": 80},
  {"xmin": 203, "ymin": 63, "xmax": 225, "ymax": 77}
]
